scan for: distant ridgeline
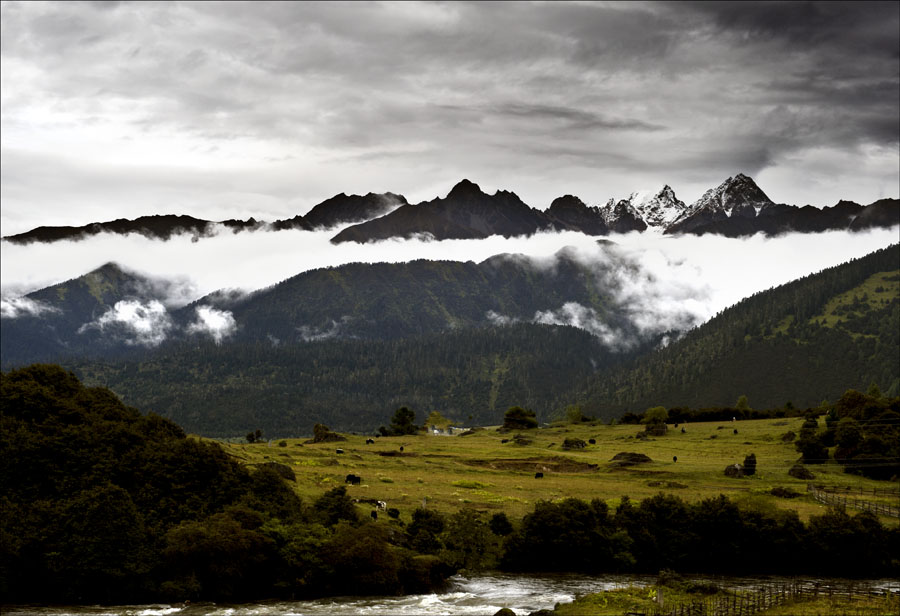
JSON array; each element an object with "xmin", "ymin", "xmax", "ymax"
[
  {"xmin": 579, "ymin": 244, "xmax": 900, "ymax": 416},
  {"xmin": 4, "ymin": 175, "xmax": 898, "ymax": 245}
]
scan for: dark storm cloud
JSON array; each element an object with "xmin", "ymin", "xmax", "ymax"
[
  {"xmin": 1, "ymin": 1, "xmax": 897, "ymax": 234},
  {"xmin": 488, "ymin": 103, "xmax": 664, "ymax": 132}
]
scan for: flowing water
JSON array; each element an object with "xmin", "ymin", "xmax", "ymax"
[{"xmin": 5, "ymin": 573, "xmax": 899, "ymax": 616}]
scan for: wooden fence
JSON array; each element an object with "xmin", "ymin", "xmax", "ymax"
[
  {"xmin": 813, "ymin": 485, "xmax": 900, "ymax": 497},
  {"xmin": 633, "ymin": 580, "xmax": 899, "ymax": 616},
  {"xmin": 807, "ymin": 484, "xmax": 900, "ymax": 518}
]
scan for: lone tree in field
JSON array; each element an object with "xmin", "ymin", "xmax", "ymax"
[
  {"xmin": 742, "ymin": 453, "xmax": 757, "ymax": 476},
  {"xmin": 565, "ymin": 404, "xmax": 587, "ymax": 424},
  {"xmin": 642, "ymin": 406, "xmax": 668, "ymax": 436},
  {"xmin": 502, "ymin": 406, "xmax": 538, "ymax": 430},
  {"xmin": 389, "ymin": 406, "xmax": 418, "ymax": 435},
  {"xmin": 796, "ymin": 415, "xmax": 828, "ymax": 464},
  {"xmin": 642, "ymin": 406, "xmax": 668, "ymax": 424}
]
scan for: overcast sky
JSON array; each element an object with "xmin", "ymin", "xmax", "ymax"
[{"xmin": 1, "ymin": 1, "xmax": 898, "ymax": 235}]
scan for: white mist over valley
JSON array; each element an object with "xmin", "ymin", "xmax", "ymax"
[{"xmin": 3, "ymin": 224, "xmax": 897, "ymax": 346}]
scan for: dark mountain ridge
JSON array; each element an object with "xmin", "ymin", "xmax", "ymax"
[
  {"xmin": 1, "ymin": 245, "xmax": 645, "ymax": 366},
  {"xmin": 5, "ymin": 175, "xmax": 897, "ymax": 245},
  {"xmin": 330, "ymin": 179, "xmax": 572, "ymax": 243},
  {"xmin": 2, "ymin": 191, "xmax": 408, "ymax": 244}
]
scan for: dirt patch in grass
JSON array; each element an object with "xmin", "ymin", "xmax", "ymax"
[
  {"xmin": 647, "ymin": 480, "xmax": 687, "ymax": 488},
  {"xmin": 609, "ymin": 452, "xmax": 653, "ymax": 467},
  {"xmin": 463, "ymin": 456, "xmax": 598, "ymax": 473}
]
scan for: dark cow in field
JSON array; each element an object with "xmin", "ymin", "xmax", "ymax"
[
  {"xmin": 399, "ymin": 446, "xmax": 404, "ymax": 452},
  {"xmin": 588, "ymin": 438, "xmax": 596, "ymax": 445},
  {"xmin": 733, "ymin": 429, "xmax": 738, "ymax": 435},
  {"xmin": 371, "ymin": 511, "xmax": 378, "ymax": 521},
  {"xmin": 345, "ymin": 473, "xmax": 361, "ymax": 485},
  {"xmin": 366, "ymin": 438, "xmax": 375, "ymax": 444},
  {"xmin": 534, "ymin": 472, "xmax": 544, "ymax": 479},
  {"xmin": 336, "ymin": 448, "xmax": 344, "ymax": 454}
]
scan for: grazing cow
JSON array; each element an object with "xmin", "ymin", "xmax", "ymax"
[
  {"xmin": 366, "ymin": 438, "xmax": 375, "ymax": 444},
  {"xmin": 733, "ymin": 429, "xmax": 738, "ymax": 435},
  {"xmin": 501, "ymin": 439, "xmax": 509, "ymax": 444},
  {"xmin": 345, "ymin": 474, "xmax": 361, "ymax": 485},
  {"xmin": 376, "ymin": 500, "xmax": 387, "ymax": 510},
  {"xmin": 336, "ymin": 448, "xmax": 344, "ymax": 454},
  {"xmin": 399, "ymin": 446, "xmax": 404, "ymax": 452},
  {"xmin": 371, "ymin": 511, "xmax": 378, "ymax": 521},
  {"xmin": 588, "ymin": 438, "xmax": 596, "ymax": 445},
  {"xmin": 681, "ymin": 427, "xmax": 686, "ymax": 433},
  {"xmin": 673, "ymin": 456, "xmax": 677, "ymax": 463},
  {"xmin": 534, "ymin": 472, "xmax": 544, "ymax": 479}
]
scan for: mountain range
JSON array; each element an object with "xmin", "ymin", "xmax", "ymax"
[
  {"xmin": 0, "ymin": 246, "xmax": 657, "ymax": 366},
  {"xmin": 2, "ymin": 238, "xmax": 897, "ymax": 435},
  {"xmin": 4, "ymin": 174, "xmax": 897, "ymax": 245}
]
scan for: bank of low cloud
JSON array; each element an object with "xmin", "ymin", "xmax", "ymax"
[{"xmin": 2, "ymin": 225, "xmax": 897, "ymax": 345}]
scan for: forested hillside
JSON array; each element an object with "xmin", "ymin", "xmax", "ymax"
[
  {"xmin": 580, "ymin": 245, "xmax": 900, "ymax": 416},
  {"xmin": 1, "ymin": 248, "xmax": 639, "ymax": 366},
  {"xmin": 73, "ymin": 323, "xmax": 625, "ymax": 437},
  {"xmin": 217, "ymin": 251, "xmax": 627, "ymax": 343},
  {"xmin": 0, "ymin": 364, "xmax": 452, "ymax": 602}
]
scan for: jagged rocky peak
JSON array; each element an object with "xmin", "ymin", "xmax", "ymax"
[
  {"xmin": 689, "ymin": 173, "xmax": 774, "ymax": 218},
  {"xmin": 549, "ymin": 194, "xmax": 591, "ymax": 211},
  {"xmin": 599, "ymin": 185, "xmax": 685, "ymax": 231},
  {"xmin": 629, "ymin": 185, "xmax": 687, "ymax": 229},
  {"xmin": 600, "ymin": 197, "xmax": 647, "ymax": 233},
  {"xmin": 301, "ymin": 191, "xmax": 408, "ymax": 228},
  {"xmin": 446, "ymin": 178, "xmax": 485, "ymax": 200}
]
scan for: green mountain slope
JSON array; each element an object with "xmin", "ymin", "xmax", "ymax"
[
  {"xmin": 204, "ymin": 248, "xmax": 630, "ymax": 343},
  {"xmin": 579, "ymin": 245, "xmax": 900, "ymax": 416},
  {"xmin": 0, "ymin": 263, "xmax": 171, "ymax": 363},
  {"xmin": 71, "ymin": 323, "xmax": 624, "ymax": 437}
]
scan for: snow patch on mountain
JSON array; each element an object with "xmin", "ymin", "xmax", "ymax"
[
  {"xmin": 678, "ymin": 173, "xmax": 774, "ymax": 221},
  {"xmin": 599, "ymin": 185, "xmax": 687, "ymax": 232}
]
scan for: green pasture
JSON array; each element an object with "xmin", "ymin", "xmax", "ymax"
[{"xmin": 214, "ymin": 416, "xmax": 899, "ymax": 524}]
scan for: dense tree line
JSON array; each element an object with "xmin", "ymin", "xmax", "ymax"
[
  {"xmin": 580, "ymin": 245, "xmax": 900, "ymax": 416},
  {"xmin": 501, "ymin": 493, "xmax": 899, "ymax": 578},
  {"xmin": 792, "ymin": 387, "xmax": 900, "ymax": 480},
  {"xmin": 69, "ymin": 323, "xmax": 626, "ymax": 436}
]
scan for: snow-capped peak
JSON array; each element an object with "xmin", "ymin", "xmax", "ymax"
[
  {"xmin": 683, "ymin": 174, "xmax": 774, "ymax": 219},
  {"xmin": 600, "ymin": 185, "xmax": 687, "ymax": 231}
]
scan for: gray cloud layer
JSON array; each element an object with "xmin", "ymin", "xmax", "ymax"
[{"xmin": 1, "ymin": 1, "xmax": 897, "ymax": 235}]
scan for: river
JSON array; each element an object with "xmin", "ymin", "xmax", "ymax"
[{"xmin": 5, "ymin": 573, "xmax": 899, "ymax": 616}]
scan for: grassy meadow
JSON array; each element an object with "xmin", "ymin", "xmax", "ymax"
[{"xmin": 214, "ymin": 416, "xmax": 899, "ymax": 525}]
